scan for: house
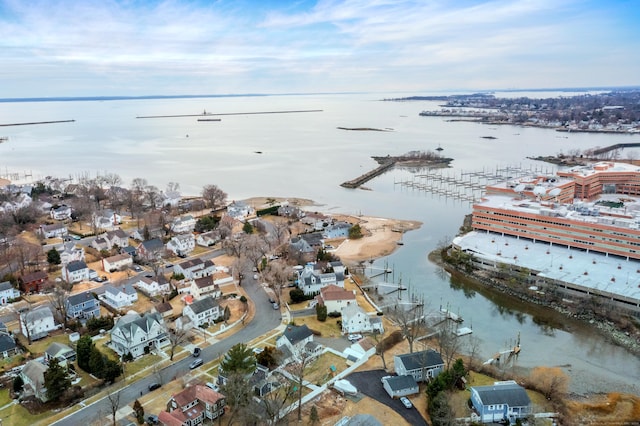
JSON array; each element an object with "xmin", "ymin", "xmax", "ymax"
[
  {"xmin": 120, "ymin": 245, "xmax": 137, "ymax": 257},
  {"xmin": 62, "ymin": 260, "xmax": 90, "ymax": 283},
  {"xmin": 299, "ymin": 231, "xmax": 325, "ymax": 249},
  {"xmin": 131, "ymin": 226, "xmax": 164, "ymax": 241},
  {"xmin": 276, "ymin": 324, "xmax": 320, "ymax": 360},
  {"xmin": 19, "ymin": 270, "xmax": 49, "ymax": 293},
  {"xmin": 44, "ymin": 342, "xmax": 76, "ymax": 367},
  {"xmin": 171, "ymin": 215, "xmax": 196, "ymax": 234},
  {"xmin": 0, "ymin": 281, "xmax": 19, "ymax": 304},
  {"xmin": 162, "ymin": 190, "xmax": 182, "ymax": 208},
  {"xmin": 226, "ymin": 201, "xmax": 252, "ymax": 222},
  {"xmin": 102, "ymin": 229, "xmax": 130, "ymax": 249},
  {"xmin": 20, "ymin": 360, "xmax": 48, "ymax": 402},
  {"xmin": 315, "ymin": 285, "xmax": 356, "ymax": 313},
  {"xmin": 381, "ymin": 375, "xmax": 420, "ymax": 398},
  {"xmin": 57, "ymin": 242, "xmax": 85, "ymax": 265},
  {"xmin": 470, "ymin": 381, "xmax": 532, "ymax": 424},
  {"xmin": 110, "ymin": 311, "xmax": 169, "ymax": 358},
  {"xmin": 102, "ymin": 253, "xmax": 133, "ymax": 272},
  {"xmin": 0, "ymin": 333, "xmax": 19, "ymax": 358},
  {"xmin": 289, "ymin": 237, "xmax": 314, "ymax": 259},
  {"xmin": 182, "ymin": 296, "xmax": 220, "ymax": 327},
  {"xmin": 174, "ymin": 258, "xmax": 216, "ymax": 280},
  {"xmin": 166, "ymin": 233, "xmax": 196, "ymax": 257},
  {"xmin": 93, "ymin": 210, "xmax": 121, "ymax": 231},
  {"xmin": 341, "ymin": 304, "xmax": 384, "ymax": 334},
  {"xmin": 136, "ymin": 275, "xmax": 170, "ymax": 297},
  {"xmin": 196, "ymin": 230, "xmax": 220, "ymax": 247},
  {"xmin": 277, "ymin": 204, "xmax": 304, "ymax": 219},
  {"xmin": 137, "ymin": 238, "xmax": 165, "ymax": 261},
  {"xmin": 39, "ymin": 223, "xmax": 68, "ymax": 239},
  {"xmin": 50, "ymin": 204, "xmax": 72, "ymax": 220},
  {"xmin": 322, "ymin": 221, "xmax": 352, "ymax": 239},
  {"xmin": 91, "ymin": 236, "xmax": 110, "ymax": 251},
  {"xmin": 301, "ymin": 212, "xmax": 328, "ymax": 231},
  {"xmin": 102, "ymin": 283, "xmax": 138, "ymax": 309},
  {"xmin": 160, "ymin": 384, "xmax": 226, "ymax": 425},
  {"xmin": 343, "ymin": 337, "xmax": 376, "ymax": 361},
  {"xmin": 297, "ymin": 263, "xmax": 341, "ymax": 295},
  {"xmin": 154, "ymin": 302, "xmax": 174, "ymax": 319},
  {"xmin": 66, "ymin": 291, "xmax": 100, "ymax": 320},
  {"xmin": 190, "ymin": 276, "xmax": 221, "ymax": 300},
  {"xmin": 21, "ymin": 306, "xmax": 57, "ymax": 341},
  {"xmin": 394, "ymin": 349, "xmax": 445, "ymax": 383}
]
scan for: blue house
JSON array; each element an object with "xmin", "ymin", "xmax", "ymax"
[
  {"xmin": 66, "ymin": 291, "xmax": 100, "ymax": 320},
  {"xmin": 470, "ymin": 381, "xmax": 531, "ymax": 424}
]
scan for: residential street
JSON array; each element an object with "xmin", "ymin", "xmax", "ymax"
[{"xmin": 52, "ymin": 272, "xmax": 282, "ymax": 426}]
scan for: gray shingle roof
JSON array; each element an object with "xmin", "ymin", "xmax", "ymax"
[
  {"xmin": 395, "ymin": 349, "xmax": 444, "ymax": 371},
  {"xmin": 0, "ymin": 281, "xmax": 13, "ymax": 291},
  {"xmin": 189, "ymin": 296, "xmax": 219, "ymax": 314},
  {"xmin": 66, "ymin": 260, "xmax": 88, "ymax": 272},
  {"xmin": 384, "ymin": 375, "xmax": 418, "ymax": 391},
  {"xmin": 473, "ymin": 382, "xmax": 531, "ymax": 407},
  {"xmin": 0, "ymin": 334, "xmax": 17, "ymax": 353},
  {"xmin": 67, "ymin": 291, "xmax": 95, "ymax": 306},
  {"xmin": 281, "ymin": 324, "xmax": 313, "ymax": 345}
]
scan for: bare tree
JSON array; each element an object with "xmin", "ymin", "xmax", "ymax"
[
  {"xmin": 262, "ymin": 260, "xmax": 291, "ymax": 305},
  {"xmin": 221, "ymin": 371, "xmax": 252, "ymax": 426},
  {"xmin": 145, "ymin": 185, "xmax": 161, "ymax": 210},
  {"xmin": 106, "ymin": 389, "xmax": 121, "ymax": 426},
  {"xmin": 270, "ymin": 220, "xmax": 291, "ymax": 248},
  {"xmin": 261, "ymin": 371, "xmax": 296, "ymax": 425},
  {"xmin": 244, "ymin": 234, "xmax": 270, "ymax": 271},
  {"xmin": 166, "ymin": 181, "xmax": 180, "ymax": 193},
  {"xmin": 386, "ymin": 297, "xmax": 428, "ymax": 353},
  {"xmin": 167, "ymin": 326, "xmax": 190, "ymax": 361},
  {"xmin": 530, "ymin": 366, "xmax": 569, "ymax": 400},
  {"xmin": 202, "ymin": 184, "xmax": 227, "ymax": 211},
  {"xmin": 436, "ymin": 320, "xmax": 461, "ymax": 369},
  {"xmin": 290, "ymin": 352, "xmax": 313, "ymax": 422},
  {"xmin": 48, "ymin": 286, "xmax": 70, "ymax": 329},
  {"xmin": 217, "ymin": 216, "xmax": 234, "ymax": 240}
]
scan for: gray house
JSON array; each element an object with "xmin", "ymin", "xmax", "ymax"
[
  {"xmin": 381, "ymin": 375, "xmax": 419, "ymax": 398},
  {"xmin": 470, "ymin": 381, "xmax": 532, "ymax": 424},
  {"xmin": 394, "ymin": 349, "xmax": 445, "ymax": 383}
]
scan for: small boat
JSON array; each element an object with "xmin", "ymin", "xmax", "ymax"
[
  {"xmin": 0, "ymin": 137, "xmax": 7, "ymax": 143},
  {"xmin": 333, "ymin": 379, "xmax": 357, "ymax": 395},
  {"xmin": 436, "ymin": 145, "xmax": 443, "ymax": 151}
]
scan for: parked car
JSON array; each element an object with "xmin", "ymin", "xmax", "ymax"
[
  {"xmin": 272, "ymin": 302, "xmax": 280, "ymax": 310},
  {"xmin": 133, "ymin": 265, "xmax": 142, "ymax": 272},
  {"xmin": 189, "ymin": 358, "xmax": 203, "ymax": 369},
  {"xmin": 347, "ymin": 334, "xmax": 363, "ymax": 342},
  {"xmin": 193, "ymin": 347, "xmax": 201, "ymax": 357},
  {"xmin": 400, "ymin": 397, "xmax": 413, "ymax": 409},
  {"xmin": 148, "ymin": 382, "xmax": 161, "ymax": 391},
  {"xmin": 206, "ymin": 382, "xmax": 219, "ymax": 391},
  {"xmin": 147, "ymin": 414, "xmax": 159, "ymax": 425}
]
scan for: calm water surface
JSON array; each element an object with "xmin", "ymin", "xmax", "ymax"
[{"xmin": 1, "ymin": 93, "xmax": 639, "ymax": 394}]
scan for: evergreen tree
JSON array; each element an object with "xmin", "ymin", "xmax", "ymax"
[
  {"xmin": 101, "ymin": 358, "xmax": 123, "ymax": 383},
  {"xmin": 315, "ymin": 303, "xmax": 328, "ymax": 322},
  {"xmin": 133, "ymin": 399, "xmax": 145, "ymax": 424},
  {"xmin": 76, "ymin": 335, "xmax": 94, "ymax": 372},
  {"xmin": 220, "ymin": 343, "xmax": 257, "ymax": 376},
  {"xmin": 223, "ymin": 306, "xmax": 231, "ymax": 323},
  {"xmin": 47, "ymin": 248, "xmax": 61, "ymax": 266},
  {"xmin": 44, "ymin": 357, "xmax": 70, "ymax": 401},
  {"xmin": 89, "ymin": 347, "xmax": 105, "ymax": 375},
  {"xmin": 242, "ymin": 221, "xmax": 254, "ymax": 234}
]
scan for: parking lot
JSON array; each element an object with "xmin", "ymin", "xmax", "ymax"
[{"xmin": 346, "ymin": 370, "xmax": 429, "ymax": 426}]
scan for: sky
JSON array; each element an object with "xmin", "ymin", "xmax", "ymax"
[{"xmin": 0, "ymin": 0, "xmax": 639, "ymax": 97}]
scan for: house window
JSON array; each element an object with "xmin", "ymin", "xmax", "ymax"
[{"xmin": 489, "ymin": 405, "xmax": 494, "ymax": 410}]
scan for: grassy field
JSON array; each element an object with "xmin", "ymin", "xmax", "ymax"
[
  {"xmin": 290, "ymin": 315, "xmax": 343, "ymax": 338},
  {"xmin": 304, "ymin": 352, "xmax": 347, "ymax": 386}
]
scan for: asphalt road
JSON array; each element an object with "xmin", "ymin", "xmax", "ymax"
[
  {"xmin": 346, "ymin": 369, "xmax": 429, "ymax": 426},
  {"xmin": 52, "ymin": 271, "xmax": 281, "ymax": 426}
]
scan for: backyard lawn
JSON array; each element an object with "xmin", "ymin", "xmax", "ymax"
[{"xmin": 304, "ymin": 352, "xmax": 347, "ymax": 386}]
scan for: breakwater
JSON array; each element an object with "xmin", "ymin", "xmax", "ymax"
[
  {"xmin": 0, "ymin": 119, "xmax": 75, "ymax": 127},
  {"xmin": 137, "ymin": 109, "xmax": 323, "ymax": 119},
  {"xmin": 340, "ymin": 160, "xmax": 396, "ymax": 188}
]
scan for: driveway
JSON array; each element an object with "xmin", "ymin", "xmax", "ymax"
[{"xmin": 346, "ymin": 370, "xmax": 429, "ymax": 426}]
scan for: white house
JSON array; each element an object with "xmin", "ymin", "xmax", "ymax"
[
  {"xmin": 102, "ymin": 229, "xmax": 130, "ymax": 248},
  {"xmin": 93, "ymin": 210, "xmax": 122, "ymax": 231},
  {"xmin": 20, "ymin": 360, "xmax": 48, "ymax": 402},
  {"xmin": 102, "ymin": 283, "xmax": 138, "ymax": 309},
  {"xmin": 275, "ymin": 324, "xmax": 321, "ymax": 360},
  {"xmin": 61, "ymin": 260, "xmax": 90, "ymax": 283},
  {"xmin": 315, "ymin": 285, "xmax": 356, "ymax": 313},
  {"xmin": 322, "ymin": 221, "xmax": 352, "ymax": 239},
  {"xmin": 171, "ymin": 215, "xmax": 196, "ymax": 234},
  {"xmin": 50, "ymin": 204, "xmax": 72, "ymax": 220},
  {"xmin": 21, "ymin": 306, "xmax": 57, "ymax": 341},
  {"xmin": 39, "ymin": 223, "xmax": 68, "ymax": 239},
  {"xmin": 226, "ymin": 201, "xmax": 253, "ymax": 222},
  {"xmin": 162, "ymin": 190, "xmax": 182, "ymax": 208},
  {"xmin": 174, "ymin": 257, "xmax": 216, "ymax": 280},
  {"xmin": 102, "ymin": 253, "xmax": 133, "ymax": 272},
  {"xmin": 166, "ymin": 233, "xmax": 196, "ymax": 257},
  {"xmin": 58, "ymin": 242, "xmax": 85, "ymax": 265},
  {"xmin": 44, "ymin": 342, "xmax": 76, "ymax": 367},
  {"xmin": 196, "ymin": 231, "xmax": 220, "ymax": 247},
  {"xmin": 182, "ymin": 296, "xmax": 220, "ymax": 327},
  {"xmin": 0, "ymin": 281, "xmax": 19, "ymax": 305},
  {"xmin": 190, "ymin": 276, "xmax": 222, "ymax": 300},
  {"xmin": 110, "ymin": 312, "xmax": 169, "ymax": 358},
  {"xmin": 297, "ymin": 263, "xmax": 341, "ymax": 295},
  {"xmin": 136, "ymin": 275, "xmax": 170, "ymax": 297},
  {"xmin": 341, "ymin": 304, "xmax": 384, "ymax": 334}
]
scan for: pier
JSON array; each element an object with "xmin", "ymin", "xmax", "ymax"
[{"xmin": 137, "ymin": 109, "xmax": 323, "ymax": 119}]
